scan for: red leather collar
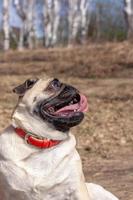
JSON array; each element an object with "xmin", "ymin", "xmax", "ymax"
[{"xmin": 15, "ymin": 127, "xmax": 61, "ymax": 149}]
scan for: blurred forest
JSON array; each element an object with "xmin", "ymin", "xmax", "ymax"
[{"xmin": 0, "ymin": 0, "xmax": 130, "ymax": 50}]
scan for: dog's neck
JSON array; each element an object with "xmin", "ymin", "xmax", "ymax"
[
  {"xmin": 14, "ymin": 127, "xmax": 61, "ymax": 149},
  {"xmin": 0, "ymin": 125, "xmax": 77, "ymax": 164},
  {"xmin": 12, "ymin": 106, "xmax": 69, "ymax": 141}
]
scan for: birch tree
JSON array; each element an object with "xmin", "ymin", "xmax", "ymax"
[
  {"xmin": 44, "ymin": 0, "xmax": 53, "ymax": 47},
  {"xmin": 80, "ymin": 0, "xmax": 90, "ymax": 43},
  {"xmin": 14, "ymin": 0, "xmax": 26, "ymax": 50},
  {"xmin": 14, "ymin": 0, "xmax": 36, "ymax": 50},
  {"xmin": 52, "ymin": 0, "xmax": 60, "ymax": 46},
  {"xmin": 68, "ymin": 0, "xmax": 90, "ymax": 45},
  {"xmin": 68, "ymin": 0, "xmax": 81, "ymax": 45},
  {"xmin": 124, "ymin": 0, "xmax": 133, "ymax": 39},
  {"xmin": 3, "ymin": 0, "xmax": 10, "ymax": 50},
  {"xmin": 44, "ymin": 0, "xmax": 60, "ymax": 47},
  {"xmin": 27, "ymin": 0, "xmax": 36, "ymax": 49}
]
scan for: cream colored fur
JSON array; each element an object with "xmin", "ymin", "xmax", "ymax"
[{"xmin": 0, "ymin": 77, "xmax": 119, "ymax": 200}]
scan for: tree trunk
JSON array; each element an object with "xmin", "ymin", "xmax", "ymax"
[
  {"xmin": 68, "ymin": 0, "xmax": 90, "ymax": 45},
  {"xmin": 14, "ymin": 0, "xmax": 36, "ymax": 50},
  {"xmin": 44, "ymin": 0, "xmax": 54, "ymax": 47},
  {"xmin": 27, "ymin": 0, "xmax": 35, "ymax": 49},
  {"xmin": 68, "ymin": 0, "xmax": 81, "ymax": 45},
  {"xmin": 3, "ymin": 0, "xmax": 10, "ymax": 50},
  {"xmin": 14, "ymin": 0, "xmax": 26, "ymax": 50},
  {"xmin": 124, "ymin": 0, "xmax": 133, "ymax": 40},
  {"xmin": 52, "ymin": 0, "xmax": 60, "ymax": 46},
  {"xmin": 44, "ymin": 0, "xmax": 61, "ymax": 47},
  {"xmin": 80, "ymin": 0, "xmax": 90, "ymax": 44}
]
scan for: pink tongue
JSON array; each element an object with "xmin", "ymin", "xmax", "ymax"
[{"xmin": 55, "ymin": 94, "xmax": 88, "ymax": 114}]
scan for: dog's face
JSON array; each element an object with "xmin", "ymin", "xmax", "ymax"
[{"xmin": 12, "ymin": 77, "xmax": 88, "ymax": 140}]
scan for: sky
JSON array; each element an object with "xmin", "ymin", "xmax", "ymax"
[
  {"xmin": 0, "ymin": 0, "xmax": 126, "ymax": 38},
  {"xmin": 0, "ymin": 0, "xmax": 22, "ymax": 28}
]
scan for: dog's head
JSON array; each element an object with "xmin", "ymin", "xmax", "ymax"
[{"xmin": 12, "ymin": 77, "xmax": 88, "ymax": 140}]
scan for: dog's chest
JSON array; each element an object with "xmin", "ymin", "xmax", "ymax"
[
  {"xmin": 0, "ymin": 148, "xmax": 81, "ymax": 200},
  {"xmin": 0, "ymin": 160, "xmax": 79, "ymax": 200},
  {"xmin": 35, "ymin": 186, "xmax": 78, "ymax": 200}
]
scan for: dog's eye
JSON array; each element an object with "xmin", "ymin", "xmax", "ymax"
[{"xmin": 51, "ymin": 79, "xmax": 61, "ymax": 90}]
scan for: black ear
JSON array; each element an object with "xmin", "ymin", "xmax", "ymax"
[{"xmin": 13, "ymin": 78, "xmax": 38, "ymax": 96}]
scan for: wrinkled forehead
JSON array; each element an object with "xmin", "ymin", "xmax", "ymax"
[
  {"xmin": 33, "ymin": 77, "xmax": 52, "ymax": 92},
  {"xmin": 22, "ymin": 77, "xmax": 53, "ymax": 102}
]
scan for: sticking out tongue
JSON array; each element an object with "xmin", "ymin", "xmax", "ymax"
[{"xmin": 55, "ymin": 94, "xmax": 88, "ymax": 115}]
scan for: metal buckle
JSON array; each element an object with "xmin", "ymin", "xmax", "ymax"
[
  {"xmin": 24, "ymin": 132, "xmax": 43, "ymax": 145},
  {"xmin": 24, "ymin": 133, "xmax": 31, "ymax": 144}
]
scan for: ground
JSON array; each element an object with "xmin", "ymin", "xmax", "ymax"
[{"xmin": 0, "ymin": 42, "xmax": 133, "ymax": 200}]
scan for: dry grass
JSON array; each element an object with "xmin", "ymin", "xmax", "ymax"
[
  {"xmin": 0, "ymin": 42, "xmax": 133, "ymax": 199},
  {"xmin": 0, "ymin": 41, "xmax": 133, "ymax": 78}
]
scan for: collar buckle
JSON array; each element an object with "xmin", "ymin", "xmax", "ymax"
[{"xmin": 24, "ymin": 132, "xmax": 43, "ymax": 145}]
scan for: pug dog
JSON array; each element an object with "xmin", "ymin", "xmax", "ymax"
[{"xmin": 0, "ymin": 77, "xmax": 119, "ymax": 200}]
